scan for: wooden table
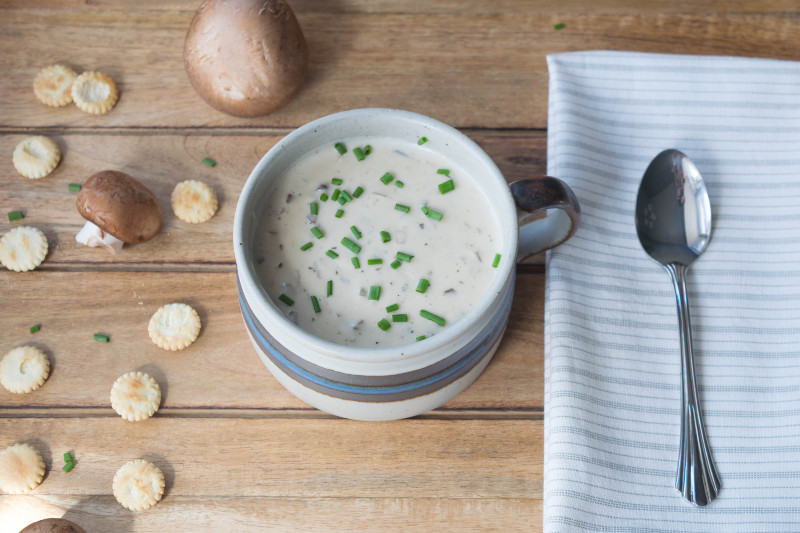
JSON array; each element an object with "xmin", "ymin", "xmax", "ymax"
[{"xmin": 2, "ymin": 2, "xmax": 798, "ymax": 530}]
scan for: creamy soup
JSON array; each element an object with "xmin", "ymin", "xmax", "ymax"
[{"xmin": 253, "ymin": 136, "xmax": 502, "ymax": 348}]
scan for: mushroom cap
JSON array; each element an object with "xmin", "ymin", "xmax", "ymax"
[
  {"xmin": 19, "ymin": 518, "xmax": 87, "ymax": 533},
  {"xmin": 76, "ymin": 170, "xmax": 162, "ymax": 244},
  {"xmin": 183, "ymin": 0, "xmax": 309, "ymax": 118}
]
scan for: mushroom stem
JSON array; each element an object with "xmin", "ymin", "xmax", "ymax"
[{"xmin": 75, "ymin": 220, "xmax": 124, "ymax": 254}]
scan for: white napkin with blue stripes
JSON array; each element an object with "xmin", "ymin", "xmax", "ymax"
[{"xmin": 544, "ymin": 50, "xmax": 800, "ymax": 532}]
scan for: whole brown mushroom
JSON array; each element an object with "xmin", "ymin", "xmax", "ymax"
[
  {"xmin": 19, "ymin": 518, "xmax": 86, "ymax": 533},
  {"xmin": 183, "ymin": 0, "xmax": 309, "ymax": 118},
  {"xmin": 75, "ymin": 170, "xmax": 162, "ymax": 254}
]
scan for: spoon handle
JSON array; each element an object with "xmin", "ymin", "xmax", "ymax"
[{"xmin": 666, "ymin": 263, "xmax": 721, "ymax": 506}]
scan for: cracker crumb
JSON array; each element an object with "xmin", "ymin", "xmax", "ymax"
[
  {"xmin": 0, "ymin": 443, "xmax": 46, "ymax": 494},
  {"xmin": 71, "ymin": 71, "xmax": 119, "ymax": 114},
  {"xmin": 171, "ymin": 180, "xmax": 219, "ymax": 223},
  {"xmin": 33, "ymin": 64, "xmax": 78, "ymax": 107},
  {"xmin": 0, "ymin": 226, "xmax": 49, "ymax": 272},
  {"xmin": 112, "ymin": 459, "xmax": 165, "ymax": 511},
  {"xmin": 110, "ymin": 371, "xmax": 161, "ymax": 421},
  {"xmin": 148, "ymin": 302, "xmax": 201, "ymax": 351},
  {"xmin": 12, "ymin": 136, "xmax": 61, "ymax": 179},
  {"xmin": 0, "ymin": 346, "xmax": 50, "ymax": 394}
]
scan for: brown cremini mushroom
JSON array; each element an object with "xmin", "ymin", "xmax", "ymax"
[
  {"xmin": 20, "ymin": 518, "xmax": 86, "ymax": 533},
  {"xmin": 183, "ymin": 0, "xmax": 309, "ymax": 118},
  {"xmin": 75, "ymin": 170, "xmax": 162, "ymax": 254}
]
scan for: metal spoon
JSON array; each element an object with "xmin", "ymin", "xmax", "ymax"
[{"xmin": 635, "ymin": 149, "xmax": 720, "ymax": 506}]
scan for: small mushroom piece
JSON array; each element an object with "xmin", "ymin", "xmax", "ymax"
[
  {"xmin": 20, "ymin": 518, "xmax": 86, "ymax": 533},
  {"xmin": 183, "ymin": 0, "xmax": 309, "ymax": 118},
  {"xmin": 75, "ymin": 170, "xmax": 162, "ymax": 254}
]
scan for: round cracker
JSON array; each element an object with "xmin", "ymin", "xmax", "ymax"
[
  {"xmin": 0, "ymin": 346, "xmax": 50, "ymax": 394},
  {"xmin": 112, "ymin": 459, "xmax": 165, "ymax": 511},
  {"xmin": 171, "ymin": 180, "xmax": 219, "ymax": 223},
  {"xmin": 110, "ymin": 371, "xmax": 161, "ymax": 421},
  {"xmin": 0, "ymin": 443, "xmax": 46, "ymax": 494},
  {"xmin": 33, "ymin": 64, "xmax": 78, "ymax": 107},
  {"xmin": 0, "ymin": 226, "xmax": 49, "ymax": 272},
  {"xmin": 13, "ymin": 136, "xmax": 61, "ymax": 179},
  {"xmin": 71, "ymin": 71, "xmax": 119, "ymax": 115},
  {"xmin": 148, "ymin": 303, "xmax": 201, "ymax": 351}
]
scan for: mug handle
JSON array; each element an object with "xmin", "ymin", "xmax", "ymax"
[{"xmin": 510, "ymin": 177, "xmax": 581, "ymax": 262}]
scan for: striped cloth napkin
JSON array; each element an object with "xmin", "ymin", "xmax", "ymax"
[{"xmin": 544, "ymin": 50, "xmax": 800, "ymax": 532}]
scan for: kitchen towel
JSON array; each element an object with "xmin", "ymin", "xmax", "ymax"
[{"xmin": 544, "ymin": 50, "xmax": 800, "ymax": 532}]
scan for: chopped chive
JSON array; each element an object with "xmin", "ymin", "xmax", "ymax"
[
  {"xmin": 364, "ymin": 145, "xmax": 372, "ymax": 156},
  {"xmin": 380, "ymin": 231, "xmax": 391, "ymax": 243},
  {"xmin": 320, "ymin": 192, "xmax": 329, "ymax": 202},
  {"xmin": 326, "ymin": 250, "xmax": 339, "ymax": 259},
  {"xmin": 437, "ymin": 169, "xmax": 450, "ymax": 175},
  {"xmin": 311, "ymin": 227, "xmax": 324, "ymax": 239},
  {"xmin": 352, "ymin": 186, "xmax": 364, "ymax": 198},
  {"xmin": 337, "ymin": 196, "xmax": 347, "ymax": 206},
  {"xmin": 368, "ymin": 258, "xmax": 383, "ymax": 265},
  {"xmin": 340, "ymin": 190, "xmax": 353, "ymax": 202},
  {"xmin": 63, "ymin": 452, "xmax": 73, "ymax": 463},
  {"xmin": 395, "ymin": 180, "xmax": 405, "ymax": 188},
  {"xmin": 353, "ymin": 147, "xmax": 366, "ymax": 161},
  {"xmin": 335, "ymin": 209, "xmax": 344, "ymax": 218},
  {"xmin": 310, "ymin": 202, "xmax": 318, "ymax": 215},
  {"xmin": 350, "ymin": 226, "xmax": 362, "ymax": 239},
  {"xmin": 385, "ymin": 303, "xmax": 400, "ymax": 313},
  {"xmin": 368, "ymin": 285, "xmax": 381, "ymax": 301},
  {"xmin": 93, "ymin": 333, "xmax": 110, "ymax": 343},
  {"xmin": 492, "ymin": 253, "xmax": 502, "ymax": 268},
  {"xmin": 418, "ymin": 137, "xmax": 428, "ymax": 145},
  {"xmin": 311, "ymin": 295, "xmax": 321, "ymax": 313},
  {"xmin": 380, "ymin": 172, "xmax": 394, "ymax": 185},
  {"xmin": 351, "ymin": 257, "xmax": 361, "ymax": 268},
  {"xmin": 7, "ymin": 211, "xmax": 23, "ymax": 222},
  {"xmin": 331, "ymin": 178, "xmax": 343, "ymax": 186},
  {"xmin": 29, "ymin": 324, "xmax": 41, "ymax": 334},
  {"xmin": 392, "ymin": 314, "xmax": 408, "ymax": 323},
  {"xmin": 420, "ymin": 310, "xmax": 446, "ymax": 326},
  {"xmin": 327, "ymin": 280, "xmax": 333, "ymax": 297},
  {"xmin": 422, "ymin": 206, "xmax": 443, "ymax": 221},
  {"xmin": 62, "ymin": 462, "xmax": 75, "ymax": 473},
  {"xmin": 331, "ymin": 189, "xmax": 341, "ymax": 201},
  {"xmin": 416, "ymin": 335, "xmax": 427, "ymax": 342},
  {"xmin": 554, "ymin": 22, "xmax": 565, "ymax": 30},
  {"xmin": 377, "ymin": 318, "xmax": 391, "ymax": 331},
  {"xmin": 300, "ymin": 241, "xmax": 313, "ymax": 251},
  {"xmin": 278, "ymin": 294, "xmax": 295, "ymax": 306},
  {"xmin": 341, "ymin": 237, "xmax": 361, "ymax": 254},
  {"xmin": 390, "ymin": 259, "xmax": 401, "ymax": 269},
  {"xmin": 334, "ymin": 142, "xmax": 347, "ymax": 154},
  {"xmin": 202, "ymin": 157, "xmax": 216, "ymax": 167},
  {"xmin": 438, "ymin": 179, "xmax": 455, "ymax": 194},
  {"xmin": 394, "ymin": 203, "xmax": 410, "ymax": 213},
  {"xmin": 68, "ymin": 183, "xmax": 82, "ymax": 192},
  {"xmin": 396, "ymin": 251, "xmax": 413, "ymax": 263},
  {"xmin": 416, "ymin": 278, "xmax": 430, "ymax": 293}
]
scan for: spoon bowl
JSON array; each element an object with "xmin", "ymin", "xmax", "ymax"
[{"xmin": 635, "ymin": 149, "xmax": 720, "ymax": 506}]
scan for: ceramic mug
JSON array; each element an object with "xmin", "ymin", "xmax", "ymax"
[{"xmin": 234, "ymin": 108, "xmax": 580, "ymax": 421}]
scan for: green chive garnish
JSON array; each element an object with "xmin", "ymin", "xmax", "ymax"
[
  {"xmin": 354, "ymin": 147, "xmax": 366, "ymax": 161},
  {"xmin": 438, "ymin": 180, "xmax": 455, "ymax": 194},
  {"xmin": 422, "ymin": 206, "xmax": 443, "ymax": 221},
  {"xmin": 420, "ymin": 310, "xmax": 445, "ymax": 326},
  {"xmin": 320, "ymin": 192, "xmax": 329, "ymax": 202},
  {"xmin": 300, "ymin": 241, "xmax": 313, "ymax": 251},
  {"xmin": 380, "ymin": 231, "xmax": 391, "ymax": 243},
  {"xmin": 326, "ymin": 250, "xmax": 339, "ymax": 259},
  {"xmin": 351, "ymin": 257, "xmax": 361, "ymax": 268},
  {"xmin": 7, "ymin": 211, "xmax": 23, "ymax": 222},
  {"xmin": 416, "ymin": 335, "xmax": 427, "ymax": 342},
  {"xmin": 492, "ymin": 253, "xmax": 501, "ymax": 268},
  {"xmin": 331, "ymin": 189, "xmax": 340, "ymax": 201},
  {"xmin": 63, "ymin": 452, "xmax": 73, "ymax": 463},
  {"xmin": 377, "ymin": 318, "xmax": 391, "ymax": 331},
  {"xmin": 364, "ymin": 145, "xmax": 372, "ymax": 156},
  {"xmin": 93, "ymin": 333, "xmax": 110, "ymax": 343},
  {"xmin": 310, "ymin": 202, "xmax": 318, "ymax": 215},
  {"xmin": 416, "ymin": 278, "xmax": 430, "ymax": 293},
  {"xmin": 385, "ymin": 303, "xmax": 400, "ymax": 313},
  {"xmin": 368, "ymin": 285, "xmax": 381, "ymax": 301},
  {"xmin": 554, "ymin": 22, "xmax": 565, "ymax": 30},
  {"xmin": 380, "ymin": 172, "xmax": 394, "ymax": 185},
  {"xmin": 335, "ymin": 209, "xmax": 344, "ymax": 218},
  {"xmin": 340, "ymin": 190, "xmax": 353, "ymax": 202},
  {"xmin": 29, "ymin": 324, "xmax": 41, "ymax": 334},
  {"xmin": 437, "ymin": 169, "xmax": 450, "ymax": 175},
  {"xmin": 392, "ymin": 314, "xmax": 408, "ymax": 323},
  {"xmin": 311, "ymin": 295, "xmax": 321, "ymax": 313},
  {"xmin": 351, "ymin": 226, "xmax": 362, "ymax": 239},
  {"xmin": 368, "ymin": 258, "xmax": 383, "ymax": 265},
  {"xmin": 341, "ymin": 237, "xmax": 361, "ymax": 254},
  {"xmin": 395, "ymin": 180, "xmax": 405, "ymax": 188},
  {"xmin": 390, "ymin": 259, "xmax": 401, "ymax": 269},
  {"xmin": 334, "ymin": 142, "xmax": 347, "ymax": 154},
  {"xmin": 311, "ymin": 227, "xmax": 324, "ymax": 239},
  {"xmin": 278, "ymin": 294, "xmax": 295, "ymax": 306},
  {"xmin": 327, "ymin": 280, "xmax": 333, "ymax": 297},
  {"xmin": 68, "ymin": 183, "xmax": 82, "ymax": 192},
  {"xmin": 395, "ymin": 203, "xmax": 410, "ymax": 213},
  {"xmin": 418, "ymin": 137, "xmax": 428, "ymax": 145},
  {"xmin": 62, "ymin": 462, "xmax": 75, "ymax": 473},
  {"xmin": 337, "ymin": 195, "xmax": 347, "ymax": 206},
  {"xmin": 202, "ymin": 157, "xmax": 216, "ymax": 167},
  {"xmin": 396, "ymin": 251, "xmax": 413, "ymax": 263},
  {"xmin": 353, "ymin": 186, "xmax": 364, "ymax": 198},
  {"xmin": 332, "ymin": 178, "xmax": 343, "ymax": 185}
]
